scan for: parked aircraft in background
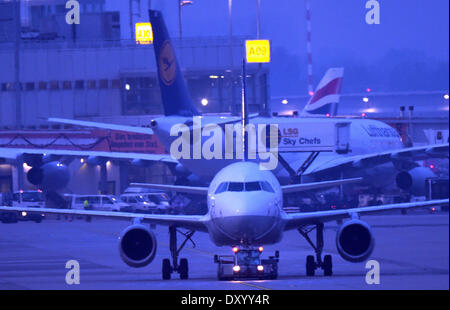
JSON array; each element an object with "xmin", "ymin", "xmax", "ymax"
[
  {"xmin": 0, "ymin": 10, "xmax": 448, "ymax": 201},
  {"xmin": 46, "ymin": 10, "xmax": 448, "ymax": 197},
  {"xmin": 300, "ymin": 67, "xmax": 344, "ymax": 117}
]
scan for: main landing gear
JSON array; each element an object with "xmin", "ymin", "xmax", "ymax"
[
  {"xmin": 298, "ymin": 223, "xmax": 333, "ymax": 276},
  {"xmin": 162, "ymin": 226, "xmax": 195, "ymax": 280}
]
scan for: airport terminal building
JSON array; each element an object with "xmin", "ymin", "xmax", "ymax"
[
  {"xmin": 0, "ymin": 0, "xmax": 271, "ymax": 194},
  {"xmin": 0, "ymin": 0, "xmax": 448, "ymax": 196}
]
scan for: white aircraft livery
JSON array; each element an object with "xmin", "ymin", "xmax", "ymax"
[
  {"xmin": 0, "ymin": 8, "xmax": 446, "ymax": 197},
  {"xmin": 0, "ymin": 10, "xmax": 448, "ymax": 281},
  {"xmin": 41, "ymin": 9, "xmax": 448, "ymax": 196}
]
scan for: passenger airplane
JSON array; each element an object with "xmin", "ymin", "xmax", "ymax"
[
  {"xmin": 46, "ymin": 10, "xmax": 448, "ymax": 196},
  {"xmin": 0, "ymin": 9, "xmax": 448, "ymax": 198},
  {"xmin": 0, "ymin": 161, "xmax": 447, "ymax": 279}
]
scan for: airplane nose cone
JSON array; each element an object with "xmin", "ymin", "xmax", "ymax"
[
  {"xmin": 211, "ymin": 192, "xmax": 281, "ymax": 244},
  {"xmin": 219, "ymin": 215, "xmax": 277, "ymax": 242}
]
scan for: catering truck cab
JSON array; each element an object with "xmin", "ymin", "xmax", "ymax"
[
  {"xmin": 214, "ymin": 247, "xmax": 279, "ymax": 280},
  {"xmin": 12, "ymin": 190, "xmax": 45, "ymax": 223}
]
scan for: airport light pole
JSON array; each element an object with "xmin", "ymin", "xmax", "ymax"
[
  {"xmin": 256, "ymin": 0, "xmax": 261, "ymax": 39},
  {"xmin": 178, "ymin": 0, "xmax": 193, "ymax": 40},
  {"xmin": 408, "ymin": 105, "xmax": 414, "ymax": 144},
  {"xmin": 255, "ymin": 0, "xmax": 269, "ymax": 116},
  {"xmin": 14, "ymin": 0, "xmax": 21, "ymax": 128},
  {"xmin": 129, "ymin": 0, "xmax": 142, "ymax": 40},
  {"xmin": 228, "ymin": 0, "xmax": 236, "ymax": 114},
  {"xmin": 228, "ymin": 0, "xmax": 233, "ymax": 68},
  {"xmin": 241, "ymin": 58, "xmax": 249, "ymax": 160}
]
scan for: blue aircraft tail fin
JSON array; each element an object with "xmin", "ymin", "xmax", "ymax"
[{"xmin": 149, "ymin": 10, "xmax": 199, "ymax": 116}]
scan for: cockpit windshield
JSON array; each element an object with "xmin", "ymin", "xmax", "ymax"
[
  {"xmin": 228, "ymin": 182, "xmax": 244, "ymax": 192},
  {"xmin": 215, "ymin": 182, "xmax": 228, "ymax": 194},
  {"xmin": 214, "ymin": 181, "xmax": 275, "ymax": 194},
  {"xmin": 260, "ymin": 181, "xmax": 275, "ymax": 193},
  {"xmin": 245, "ymin": 182, "xmax": 261, "ymax": 191}
]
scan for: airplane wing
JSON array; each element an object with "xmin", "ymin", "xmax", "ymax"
[
  {"xmin": 281, "ymin": 177, "xmax": 362, "ymax": 193},
  {"xmin": 49, "ymin": 116, "xmax": 252, "ymax": 134},
  {"xmin": 0, "ymin": 206, "xmax": 208, "ymax": 232},
  {"xmin": 130, "ymin": 182, "xmax": 209, "ymax": 195},
  {"xmin": 283, "ymin": 199, "xmax": 449, "ymax": 231},
  {"xmin": 0, "ymin": 147, "xmax": 178, "ymax": 164},
  {"xmin": 48, "ymin": 117, "xmax": 154, "ymax": 135},
  {"xmin": 131, "ymin": 178, "xmax": 362, "ymax": 195},
  {"xmin": 305, "ymin": 143, "xmax": 449, "ymax": 176}
]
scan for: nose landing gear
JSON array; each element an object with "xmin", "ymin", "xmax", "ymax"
[
  {"xmin": 162, "ymin": 226, "xmax": 195, "ymax": 280},
  {"xmin": 298, "ymin": 223, "xmax": 333, "ymax": 276}
]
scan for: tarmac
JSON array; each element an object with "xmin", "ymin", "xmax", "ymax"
[{"xmin": 0, "ymin": 211, "xmax": 448, "ymax": 290}]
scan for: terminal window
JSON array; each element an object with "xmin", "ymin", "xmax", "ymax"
[
  {"xmin": 25, "ymin": 82, "xmax": 35, "ymax": 91},
  {"xmin": 38, "ymin": 82, "xmax": 47, "ymax": 90},
  {"xmin": 99, "ymin": 79, "xmax": 109, "ymax": 89},
  {"xmin": 74, "ymin": 80, "xmax": 85, "ymax": 89},
  {"xmin": 87, "ymin": 80, "xmax": 97, "ymax": 89},
  {"xmin": 49, "ymin": 81, "xmax": 59, "ymax": 90},
  {"xmin": 1, "ymin": 83, "xmax": 11, "ymax": 91},
  {"xmin": 121, "ymin": 77, "xmax": 162, "ymax": 115},
  {"xmin": 62, "ymin": 81, "xmax": 72, "ymax": 90}
]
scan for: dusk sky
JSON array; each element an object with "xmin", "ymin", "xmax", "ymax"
[{"xmin": 112, "ymin": 0, "xmax": 450, "ymax": 95}]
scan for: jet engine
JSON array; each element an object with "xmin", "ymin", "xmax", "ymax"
[
  {"xmin": 336, "ymin": 219, "xmax": 374, "ymax": 263},
  {"xmin": 395, "ymin": 166, "xmax": 435, "ymax": 196},
  {"xmin": 118, "ymin": 224, "xmax": 157, "ymax": 268},
  {"xmin": 27, "ymin": 162, "xmax": 70, "ymax": 191}
]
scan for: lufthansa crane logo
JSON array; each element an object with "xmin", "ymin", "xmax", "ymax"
[{"xmin": 159, "ymin": 40, "xmax": 176, "ymax": 86}]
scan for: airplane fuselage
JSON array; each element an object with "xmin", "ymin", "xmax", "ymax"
[
  {"xmin": 203, "ymin": 161, "xmax": 286, "ymax": 246},
  {"xmin": 151, "ymin": 115, "xmax": 404, "ymax": 184}
]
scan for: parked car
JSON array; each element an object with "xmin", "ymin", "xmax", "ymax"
[
  {"xmin": 0, "ymin": 192, "xmax": 18, "ymax": 223},
  {"xmin": 140, "ymin": 192, "xmax": 173, "ymax": 214},
  {"xmin": 12, "ymin": 190, "xmax": 46, "ymax": 223},
  {"xmin": 120, "ymin": 193, "xmax": 157, "ymax": 213},
  {"xmin": 67, "ymin": 194, "xmax": 132, "ymax": 212}
]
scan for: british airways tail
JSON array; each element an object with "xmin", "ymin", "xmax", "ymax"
[
  {"xmin": 301, "ymin": 68, "xmax": 344, "ymax": 116},
  {"xmin": 149, "ymin": 10, "xmax": 199, "ymax": 116}
]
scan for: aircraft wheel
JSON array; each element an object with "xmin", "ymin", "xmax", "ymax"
[
  {"xmin": 217, "ymin": 266, "xmax": 229, "ymax": 281},
  {"xmin": 162, "ymin": 259, "xmax": 171, "ymax": 280},
  {"xmin": 179, "ymin": 258, "xmax": 189, "ymax": 279},
  {"xmin": 270, "ymin": 262, "xmax": 278, "ymax": 279},
  {"xmin": 323, "ymin": 255, "xmax": 333, "ymax": 276},
  {"xmin": 306, "ymin": 255, "xmax": 315, "ymax": 276},
  {"xmin": 269, "ymin": 270, "xmax": 278, "ymax": 280}
]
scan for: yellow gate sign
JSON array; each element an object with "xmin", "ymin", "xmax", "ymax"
[
  {"xmin": 245, "ymin": 40, "xmax": 271, "ymax": 63},
  {"xmin": 135, "ymin": 23, "xmax": 153, "ymax": 45}
]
